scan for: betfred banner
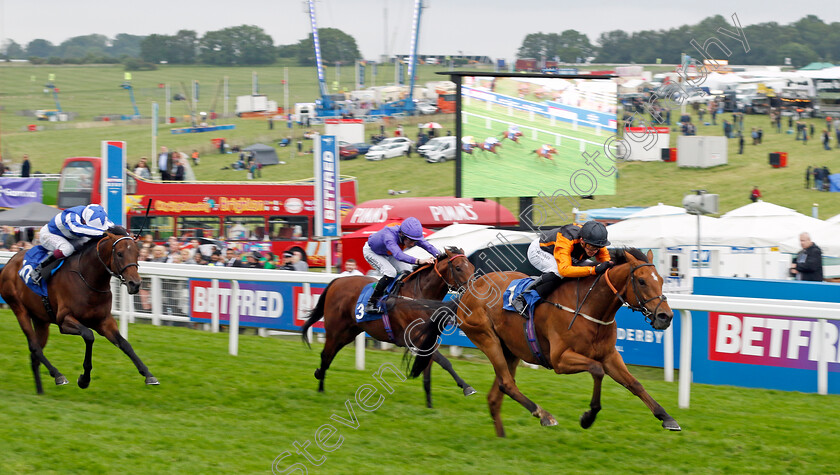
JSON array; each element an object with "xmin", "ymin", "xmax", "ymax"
[
  {"xmin": 0, "ymin": 178, "xmax": 42, "ymax": 207},
  {"xmin": 189, "ymin": 279, "xmax": 326, "ymax": 330},
  {"xmin": 710, "ymin": 312, "xmax": 840, "ymax": 373},
  {"xmin": 314, "ymin": 135, "xmax": 340, "ymax": 237}
]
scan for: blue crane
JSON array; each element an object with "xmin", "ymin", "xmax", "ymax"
[
  {"xmin": 44, "ymin": 82, "xmax": 63, "ymax": 114},
  {"xmin": 120, "ymin": 81, "xmax": 141, "ymax": 119},
  {"xmin": 307, "ymin": 0, "xmax": 342, "ymax": 117},
  {"xmin": 370, "ymin": 0, "xmax": 423, "ymax": 117}
]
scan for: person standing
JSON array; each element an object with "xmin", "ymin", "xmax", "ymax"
[
  {"xmin": 172, "ymin": 155, "xmax": 186, "ymax": 181},
  {"xmin": 291, "ymin": 249, "xmax": 309, "ymax": 272},
  {"xmin": 790, "ymin": 233, "xmax": 823, "ymax": 281},
  {"xmin": 21, "ymin": 154, "xmax": 31, "ymax": 177},
  {"xmin": 738, "ymin": 132, "xmax": 744, "ymax": 154},
  {"xmin": 339, "ymin": 258, "xmax": 364, "ymax": 276},
  {"xmin": 805, "ymin": 166, "xmax": 812, "ymax": 189},
  {"xmin": 158, "ymin": 146, "xmax": 171, "ymax": 180},
  {"xmin": 823, "ymin": 129, "xmax": 831, "ymax": 151}
]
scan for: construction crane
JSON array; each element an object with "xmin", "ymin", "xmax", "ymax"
[
  {"xmin": 370, "ymin": 0, "xmax": 423, "ymax": 116},
  {"xmin": 307, "ymin": 0, "xmax": 343, "ymax": 117},
  {"xmin": 120, "ymin": 73, "xmax": 141, "ymax": 119}
]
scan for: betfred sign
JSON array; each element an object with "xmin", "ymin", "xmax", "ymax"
[
  {"xmin": 709, "ymin": 312, "xmax": 840, "ymax": 372},
  {"xmin": 189, "ymin": 279, "xmax": 326, "ymax": 330}
]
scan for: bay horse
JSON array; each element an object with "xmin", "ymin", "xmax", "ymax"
[
  {"xmin": 301, "ymin": 246, "xmax": 476, "ymax": 407},
  {"xmin": 0, "ymin": 227, "xmax": 158, "ymax": 394},
  {"xmin": 533, "ymin": 146, "xmax": 558, "ymax": 161},
  {"xmin": 452, "ymin": 248, "xmax": 680, "ymax": 436},
  {"xmin": 499, "ymin": 130, "xmax": 523, "ymax": 145}
]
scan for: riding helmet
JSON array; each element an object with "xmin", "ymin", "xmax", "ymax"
[
  {"xmin": 400, "ymin": 217, "xmax": 425, "ymax": 240},
  {"xmin": 579, "ymin": 221, "xmax": 610, "ymax": 247}
]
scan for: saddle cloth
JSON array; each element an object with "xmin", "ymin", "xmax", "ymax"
[
  {"xmin": 501, "ymin": 277, "xmax": 542, "ymax": 317},
  {"xmin": 353, "ymin": 278, "xmax": 400, "ymax": 323},
  {"xmin": 20, "ymin": 245, "xmax": 65, "ymax": 297}
]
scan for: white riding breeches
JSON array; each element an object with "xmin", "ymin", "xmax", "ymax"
[
  {"xmin": 39, "ymin": 225, "xmax": 88, "ymax": 257},
  {"xmin": 528, "ymin": 239, "xmax": 560, "ymax": 275},
  {"xmin": 363, "ymin": 243, "xmax": 413, "ymax": 278}
]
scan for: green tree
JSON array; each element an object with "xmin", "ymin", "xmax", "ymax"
[
  {"xmin": 2, "ymin": 40, "xmax": 25, "ymax": 59},
  {"xmin": 294, "ymin": 28, "xmax": 360, "ymax": 66},
  {"xmin": 110, "ymin": 33, "xmax": 145, "ymax": 58},
  {"xmin": 57, "ymin": 34, "xmax": 109, "ymax": 59},
  {"xmin": 198, "ymin": 25, "xmax": 275, "ymax": 65},
  {"xmin": 140, "ymin": 34, "xmax": 170, "ymax": 63},
  {"xmin": 170, "ymin": 30, "xmax": 198, "ymax": 64},
  {"xmin": 595, "ymin": 30, "xmax": 632, "ymax": 63},
  {"xmin": 777, "ymin": 42, "xmax": 818, "ymax": 68},
  {"xmin": 26, "ymin": 39, "xmax": 55, "ymax": 58}
]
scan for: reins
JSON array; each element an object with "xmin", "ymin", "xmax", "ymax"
[
  {"xmin": 71, "ymin": 235, "xmax": 138, "ymax": 293},
  {"xmin": 604, "ymin": 263, "xmax": 668, "ymax": 325}
]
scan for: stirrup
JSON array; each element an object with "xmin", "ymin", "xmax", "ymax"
[{"xmin": 511, "ymin": 295, "xmax": 528, "ymax": 315}]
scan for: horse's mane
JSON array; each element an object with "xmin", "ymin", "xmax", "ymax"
[
  {"xmin": 609, "ymin": 247, "xmax": 649, "ymax": 265},
  {"xmin": 436, "ymin": 246, "xmax": 465, "ymax": 260},
  {"xmin": 77, "ymin": 226, "xmax": 130, "ymax": 252}
]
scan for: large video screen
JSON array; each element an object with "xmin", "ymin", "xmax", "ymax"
[{"xmin": 457, "ymin": 74, "xmax": 618, "ymax": 198}]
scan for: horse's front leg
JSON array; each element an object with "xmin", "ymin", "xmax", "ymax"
[
  {"xmin": 602, "ymin": 351, "xmax": 681, "ymax": 431},
  {"xmin": 431, "ymin": 350, "xmax": 476, "ymax": 396},
  {"xmin": 549, "ymin": 346, "xmax": 604, "ymax": 429},
  {"xmin": 96, "ymin": 316, "xmax": 159, "ymax": 385},
  {"xmin": 58, "ymin": 315, "xmax": 95, "ymax": 389}
]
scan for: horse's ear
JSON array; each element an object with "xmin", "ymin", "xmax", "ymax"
[
  {"xmin": 646, "ymin": 249, "xmax": 654, "ymax": 263},
  {"xmin": 623, "ymin": 250, "xmax": 636, "ymax": 263}
]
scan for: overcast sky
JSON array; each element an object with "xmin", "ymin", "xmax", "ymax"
[{"xmin": 1, "ymin": 0, "xmax": 837, "ymax": 61}]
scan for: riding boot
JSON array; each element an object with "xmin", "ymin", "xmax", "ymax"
[
  {"xmin": 511, "ymin": 273, "xmax": 549, "ymax": 315},
  {"xmin": 364, "ymin": 275, "xmax": 394, "ymax": 314},
  {"xmin": 533, "ymin": 272, "xmax": 564, "ymax": 300},
  {"xmin": 30, "ymin": 255, "xmax": 59, "ymax": 285}
]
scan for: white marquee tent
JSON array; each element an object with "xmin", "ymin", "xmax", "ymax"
[{"xmin": 706, "ymin": 201, "xmax": 824, "ymax": 247}]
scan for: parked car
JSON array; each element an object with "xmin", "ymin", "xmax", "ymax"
[
  {"xmin": 339, "ymin": 142, "xmax": 373, "ymax": 160},
  {"xmin": 415, "ymin": 101, "xmax": 438, "ymax": 115},
  {"xmin": 365, "ymin": 142, "xmax": 411, "ymax": 160},
  {"xmin": 421, "ymin": 136, "xmax": 457, "ymax": 163},
  {"xmin": 378, "ymin": 137, "xmax": 414, "ymax": 148}
]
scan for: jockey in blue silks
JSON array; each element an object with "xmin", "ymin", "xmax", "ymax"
[
  {"xmin": 362, "ymin": 217, "xmax": 439, "ymax": 313},
  {"xmin": 31, "ymin": 204, "xmax": 115, "ymax": 284}
]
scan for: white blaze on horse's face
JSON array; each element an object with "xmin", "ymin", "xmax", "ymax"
[{"xmin": 651, "ymin": 273, "xmax": 659, "ymax": 283}]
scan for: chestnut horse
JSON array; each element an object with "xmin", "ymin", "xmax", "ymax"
[
  {"xmin": 0, "ymin": 227, "xmax": 158, "ymax": 394},
  {"xmin": 452, "ymin": 248, "xmax": 680, "ymax": 436},
  {"xmin": 301, "ymin": 247, "xmax": 476, "ymax": 407},
  {"xmin": 533, "ymin": 146, "xmax": 558, "ymax": 160}
]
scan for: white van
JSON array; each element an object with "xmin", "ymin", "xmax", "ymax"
[{"xmin": 421, "ymin": 136, "xmax": 457, "ymax": 163}]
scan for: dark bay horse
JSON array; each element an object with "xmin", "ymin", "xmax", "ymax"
[
  {"xmin": 0, "ymin": 227, "xmax": 158, "ymax": 394},
  {"xmin": 453, "ymin": 248, "xmax": 680, "ymax": 436},
  {"xmin": 302, "ymin": 246, "xmax": 476, "ymax": 407}
]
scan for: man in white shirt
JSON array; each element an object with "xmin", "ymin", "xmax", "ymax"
[{"xmin": 339, "ymin": 259, "xmax": 363, "ymax": 276}]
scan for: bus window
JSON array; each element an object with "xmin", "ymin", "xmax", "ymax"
[
  {"xmin": 269, "ymin": 216, "xmax": 309, "ymax": 240},
  {"xmin": 129, "ymin": 216, "xmax": 174, "ymax": 240},
  {"xmin": 224, "ymin": 217, "xmax": 265, "ymax": 240},
  {"xmin": 177, "ymin": 216, "xmax": 221, "ymax": 240},
  {"xmin": 57, "ymin": 161, "xmax": 95, "ymax": 208}
]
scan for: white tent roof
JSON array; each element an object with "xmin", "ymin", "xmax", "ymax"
[
  {"xmin": 708, "ymin": 200, "xmax": 825, "ymax": 247},
  {"xmin": 624, "ymin": 203, "xmax": 686, "ymax": 219},
  {"xmin": 826, "ymin": 213, "xmax": 840, "ymax": 224},
  {"xmin": 606, "ymin": 213, "xmax": 720, "ymax": 248},
  {"xmin": 405, "ymin": 223, "xmax": 537, "ymax": 258},
  {"xmin": 779, "ymin": 223, "xmax": 840, "ymax": 257}
]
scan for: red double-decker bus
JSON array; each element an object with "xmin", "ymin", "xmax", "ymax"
[{"xmin": 57, "ymin": 157, "xmax": 357, "ymax": 266}]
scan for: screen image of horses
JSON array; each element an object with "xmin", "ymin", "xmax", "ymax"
[{"xmin": 458, "ymin": 75, "xmax": 618, "ymax": 198}]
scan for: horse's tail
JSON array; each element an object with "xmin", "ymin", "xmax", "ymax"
[
  {"xmin": 301, "ymin": 278, "xmax": 338, "ymax": 348},
  {"xmin": 398, "ymin": 298, "xmax": 460, "ymax": 378}
]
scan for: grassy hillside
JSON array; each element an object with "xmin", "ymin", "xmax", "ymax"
[
  {"xmin": 1, "ymin": 63, "xmax": 839, "ymax": 219},
  {"xmin": 1, "ymin": 313, "xmax": 838, "ymax": 474}
]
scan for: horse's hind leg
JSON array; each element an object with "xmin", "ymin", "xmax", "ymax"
[
  {"xmin": 473, "ymin": 331, "xmax": 555, "ymax": 436},
  {"xmin": 487, "ymin": 353, "xmax": 522, "ymax": 438},
  {"xmin": 17, "ymin": 313, "xmax": 67, "ymax": 393},
  {"xmin": 57, "ymin": 316, "xmax": 96, "ymax": 389},
  {"xmin": 316, "ymin": 325, "xmax": 362, "ymax": 393},
  {"xmin": 96, "ymin": 317, "xmax": 159, "ymax": 386},
  {"xmin": 602, "ymin": 351, "xmax": 680, "ymax": 431},
  {"xmin": 432, "ymin": 350, "xmax": 476, "ymax": 396}
]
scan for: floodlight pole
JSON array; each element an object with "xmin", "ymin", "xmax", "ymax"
[{"xmin": 692, "ymin": 189, "xmax": 705, "ymax": 277}]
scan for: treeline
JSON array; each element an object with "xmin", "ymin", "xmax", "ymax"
[
  {"xmin": 520, "ymin": 15, "xmax": 839, "ymax": 68},
  {"xmin": 0, "ymin": 25, "xmax": 361, "ymax": 69}
]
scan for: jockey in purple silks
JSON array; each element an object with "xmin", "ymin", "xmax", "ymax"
[{"xmin": 362, "ymin": 217, "xmax": 440, "ymax": 313}]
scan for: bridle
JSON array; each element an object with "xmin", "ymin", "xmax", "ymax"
[
  {"xmin": 604, "ymin": 263, "xmax": 668, "ymax": 325},
  {"xmin": 74, "ymin": 235, "xmax": 139, "ymax": 292},
  {"xmin": 433, "ymin": 253, "xmax": 469, "ymax": 292}
]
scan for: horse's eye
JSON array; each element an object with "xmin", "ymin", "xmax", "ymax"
[
  {"xmin": 638, "ymin": 278, "xmax": 646, "ymax": 286},
  {"xmin": 117, "ymin": 252, "xmax": 124, "ymax": 258}
]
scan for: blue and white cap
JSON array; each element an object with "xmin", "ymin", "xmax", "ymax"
[{"xmin": 81, "ymin": 204, "xmax": 112, "ymax": 230}]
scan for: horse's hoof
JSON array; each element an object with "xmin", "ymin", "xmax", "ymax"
[
  {"xmin": 78, "ymin": 375, "xmax": 90, "ymax": 389},
  {"xmin": 145, "ymin": 376, "xmax": 160, "ymax": 385},
  {"xmin": 580, "ymin": 412, "xmax": 596, "ymax": 429},
  {"xmin": 463, "ymin": 386, "xmax": 477, "ymax": 397},
  {"xmin": 663, "ymin": 420, "xmax": 681, "ymax": 431},
  {"xmin": 314, "ymin": 368, "xmax": 324, "ymax": 380},
  {"xmin": 540, "ymin": 414, "xmax": 558, "ymax": 427},
  {"xmin": 55, "ymin": 375, "xmax": 69, "ymax": 386}
]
